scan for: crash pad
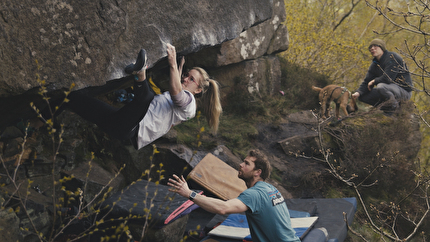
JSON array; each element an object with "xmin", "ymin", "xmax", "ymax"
[
  {"xmin": 188, "ymin": 153, "xmax": 247, "ymax": 200},
  {"xmin": 201, "ymin": 197, "xmax": 357, "ymax": 242},
  {"xmin": 286, "ymin": 197, "xmax": 357, "ymax": 242},
  {"xmin": 206, "ymin": 214, "xmax": 318, "ymax": 240}
]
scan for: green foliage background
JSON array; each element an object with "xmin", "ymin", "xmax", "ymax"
[{"xmin": 282, "ymin": 0, "xmax": 430, "ymax": 170}]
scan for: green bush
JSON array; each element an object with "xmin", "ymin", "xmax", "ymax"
[
  {"xmin": 324, "ymin": 104, "xmax": 419, "ymax": 195},
  {"xmin": 279, "ymin": 56, "xmax": 331, "ymax": 110}
]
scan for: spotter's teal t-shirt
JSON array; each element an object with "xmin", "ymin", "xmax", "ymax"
[{"xmin": 237, "ymin": 181, "xmax": 300, "ymax": 242}]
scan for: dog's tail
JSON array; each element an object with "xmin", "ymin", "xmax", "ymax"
[{"xmin": 312, "ymin": 86, "xmax": 322, "ymax": 92}]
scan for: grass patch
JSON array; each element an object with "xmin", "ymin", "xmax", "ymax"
[
  {"xmin": 270, "ymin": 166, "xmax": 283, "ymax": 183},
  {"xmin": 218, "ymin": 114, "xmax": 258, "ymax": 157}
]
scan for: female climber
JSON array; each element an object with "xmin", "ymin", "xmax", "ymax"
[{"xmin": 45, "ymin": 44, "xmax": 222, "ymax": 149}]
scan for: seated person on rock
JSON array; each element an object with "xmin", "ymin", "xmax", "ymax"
[
  {"xmin": 38, "ymin": 44, "xmax": 222, "ymax": 149},
  {"xmin": 352, "ymin": 39, "xmax": 413, "ymax": 112},
  {"xmin": 168, "ymin": 149, "xmax": 301, "ymax": 242}
]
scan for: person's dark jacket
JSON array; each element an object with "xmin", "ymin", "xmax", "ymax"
[{"xmin": 357, "ymin": 50, "xmax": 413, "ymax": 96}]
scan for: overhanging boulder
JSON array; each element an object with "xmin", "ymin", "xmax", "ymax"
[
  {"xmin": 0, "ymin": 0, "xmax": 273, "ymax": 97},
  {"xmin": 0, "ymin": 0, "xmax": 279, "ymax": 131}
]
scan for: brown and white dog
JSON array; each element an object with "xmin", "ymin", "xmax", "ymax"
[{"xmin": 312, "ymin": 85, "xmax": 358, "ymax": 119}]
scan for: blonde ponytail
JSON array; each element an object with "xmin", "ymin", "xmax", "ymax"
[{"xmin": 193, "ymin": 67, "xmax": 222, "ymax": 134}]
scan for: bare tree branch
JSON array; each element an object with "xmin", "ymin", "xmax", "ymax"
[{"xmin": 334, "ymin": 0, "xmax": 362, "ymax": 31}]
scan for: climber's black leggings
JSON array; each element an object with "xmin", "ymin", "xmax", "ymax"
[{"xmin": 65, "ymin": 75, "xmax": 155, "ymax": 140}]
